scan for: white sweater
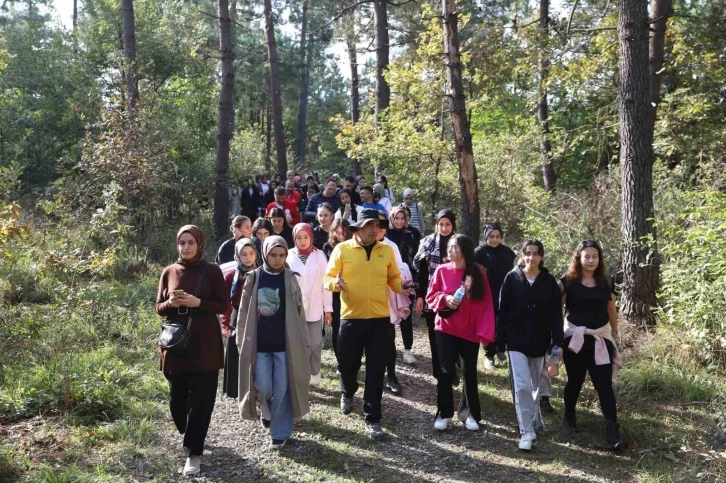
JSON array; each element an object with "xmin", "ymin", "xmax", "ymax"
[{"xmin": 287, "ymin": 249, "xmax": 333, "ymax": 322}]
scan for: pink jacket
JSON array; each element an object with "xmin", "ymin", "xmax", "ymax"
[
  {"xmin": 564, "ymin": 320, "xmax": 623, "ymax": 376},
  {"xmin": 426, "ymin": 263, "xmax": 495, "ymax": 344}
]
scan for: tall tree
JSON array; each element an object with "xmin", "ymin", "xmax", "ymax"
[
  {"xmin": 295, "ymin": 0, "xmax": 310, "ymax": 166},
  {"xmin": 263, "ymin": 0, "xmax": 287, "ymax": 175},
  {"xmin": 618, "ymin": 0, "xmax": 659, "ymax": 325},
  {"xmin": 538, "ymin": 0, "xmax": 556, "ymax": 192},
  {"xmin": 345, "ymin": 0, "xmax": 362, "ymax": 176},
  {"xmin": 213, "ymin": 0, "xmax": 235, "ymax": 243},
  {"xmin": 72, "ymin": 0, "xmax": 77, "ymax": 30},
  {"xmin": 373, "ymin": 0, "xmax": 390, "ymax": 120},
  {"xmin": 121, "ymin": 0, "xmax": 139, "ymax": 111},
  {"xmin": 648, "ymin": 0, "xmax": 672, "ymax": 134},
  {"xmin": 442, "ymin": 0, "xmax": 480, "ymax": 241}
]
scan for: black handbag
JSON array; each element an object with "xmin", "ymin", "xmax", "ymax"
[
  {"xmin": 437, "ymin": 271, "xmax": 467, "ymax": 319},
  {"xmin": 158, "ymin": 262, "xmax": 209, "ymax": 352}
]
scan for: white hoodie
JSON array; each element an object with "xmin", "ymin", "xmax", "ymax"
[{"xmin": 287, "ymin": 249, "xmax": 333, "ymax": 322}]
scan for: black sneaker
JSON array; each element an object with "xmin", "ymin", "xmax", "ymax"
[
  {"xmin": 563, "ymin": 412, "xmax": 577, "ymax": 433},
  {"xmin": 605, "ymin": 421, "xmax": 629, "ymax": 451},
  {"xmin": 270, "ymin": 438, "xmax": 286, "ymax": 449},
  {"xmin": 340, "ymin": 395, "xmax": 353, "ymax": 415},
  {"xmin": 260, "ymin": 415, "xmax": 271, "ymax": 429},
  {"xmin": 540, "ymin": 396, "xmax": 555, "ymax": 414},
  {"xmin": 386, "ymin": 376, "xmax": 402, "ymax": 394},
  {"xmin": 365, "ymin": 422, "xmax": 384, "ymax": 440}
]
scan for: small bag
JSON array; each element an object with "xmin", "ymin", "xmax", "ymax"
[
  {"xmin": 437, "ymin": 272, "xmax": 467, "ymax": 319},
  {"xmin": 159, "ymin": 262, "xmax": 209, "ymax": 352}
]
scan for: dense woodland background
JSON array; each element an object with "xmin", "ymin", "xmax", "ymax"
[{"xmin": 0, "ymin": 0, "xmax": 725, "ymax": 480}]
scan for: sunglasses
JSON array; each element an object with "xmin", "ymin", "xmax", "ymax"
[{"xmin": 581, "ymin": 239, "xmax": 602, "ymax": 249}]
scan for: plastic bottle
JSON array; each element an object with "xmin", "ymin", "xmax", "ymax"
[
  {"xmin": 547, "ymin": 345, "xmax": 561, "ymax": 377},
  {"xmin": 453, "ymin": 284, "xmax": 466, "ymax": 303}
]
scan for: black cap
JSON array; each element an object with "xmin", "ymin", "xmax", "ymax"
[{"xmin": 349, "ymin": 209, "xmax": 389, "ymax": 231}]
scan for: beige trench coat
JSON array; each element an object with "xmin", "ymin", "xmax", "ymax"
[{"xmin": 236, "ymin": 268, "xmax": 311, "ymax": 421}]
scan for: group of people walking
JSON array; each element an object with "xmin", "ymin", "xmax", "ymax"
[{"xmin": 155, "ymin": 171, "xmax": 628, "ymax": 476}]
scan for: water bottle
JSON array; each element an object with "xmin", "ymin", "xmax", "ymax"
[
  {"xmin": 547, "ymin": 345, "xmax": 561, "ymax": 377},
  {"xmin": 453, "ymin": 284, "xmax": 466, "ymax": 303}
]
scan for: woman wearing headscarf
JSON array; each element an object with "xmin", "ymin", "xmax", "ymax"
[
  {"xmin": 220, "ymin": 238, "xmax": 257, "ymax": 399},
  {"xmin": 236, "ymin": 236, "xmax": 311, "ymax": 450},
  {"xmin": 372, "ymin": 184, "xmax": 392, "ymax": 214},
  {"xmin": 414, "ymin": 210, "xmax": 457, "ymax": 380},
  {"xmin": 155, "ymin": 226, "xmax": 228, "ymax": 476},
  {"xmin": 287, "ymin": 223, "xmax": 333, "ymax": 385},
  {"xmin": 474, "ymin": 223, "xmax": 517, "ymax": 370},
  {"xmin": 377, "ymin": 175, "xmax": 395, "ymax": 204},
  {"xmin": 334, "ymin": 188, "xmax": 362, "ymax": 223},
  {"xmin": 387, "ymin": 206, "xmax": 419, "ymax": 364}
]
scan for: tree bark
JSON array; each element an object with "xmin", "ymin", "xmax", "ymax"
[
  {"xmin": 373, "ymin": 0, "xmax": 390, "ymax": 121},
  {"xmin": 618, "ymin": 0, "xmax": 659, "ymax": 325},
  {"xmin": 538, "ymin": 0, "xmax": 556, "ymax": 192},
  {"xmin": 73, "ymin": 0, "xmax": 78, "ymax": 30},
  {"xmin": 265, "ymin": 104, "xmax": 272, "ymax": 174},
  {"xmin": 647, "ymin": 0, "xmax": 672, "ymax": 134},
  {"xmin": 213, "ymin": 0, "xmax": 235, "ymax": 243},
  {"xmin": 121, "ymin": 0, "xmax": 140, "ymax": 111},
  {"xmin": 442, "ymin": 0, "xmax": 481, "ymax": 241},
  {"xmin": 263, "ymin": 0, "xmax": 287, "ymax": 175},
  {"xmin": 295, "ymin": 0, "xmax": 310, "ymax": 166},
  {"xmin": 346, "ymin": 1, "xmax": 362, "ymax": 176}
]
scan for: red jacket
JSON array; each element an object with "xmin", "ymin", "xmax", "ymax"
[
  {"xmin": 266, "ymin": 200, "xmax": 300, "ymax": 226},
  {"xmin": 285, "ymin": 190, "xmax": 301, "ymax": 208}
]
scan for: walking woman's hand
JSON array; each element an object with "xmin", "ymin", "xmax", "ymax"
[
  {"xmin": 324, "ymin": 312, "xmax": 333, "ymax": 326},
  {"xmin": 415, "ymin": 297, "xmax": 424, "ymax": 315}
]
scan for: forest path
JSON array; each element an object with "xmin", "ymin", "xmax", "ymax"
[{"xmin": 156, "ymin": 319, "xmax": 637, "ymax": 482}]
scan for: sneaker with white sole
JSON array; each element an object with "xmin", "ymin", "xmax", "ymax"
[
  {"xmin": 433, "ymin": 416, "xmax": 451, "ymax": 431},
  {"xmin": 519, "ymin": 432, "xmax": 534, "ymax": 451},
  {"xmin": 270, "ymin": 438, "xmax": 287, "ymax": 449},
  {"xmin": 483, "ymin": 357, "xmax": 495, "ymax": 370},
  {"xmin": 403, "ymin": 350, "xmax": 417, "ymax": 364},
  {"xmin": 183, "ymin": 455, "xmax": 201, "ymax": 475},
  {"xmin": 310, "ymin": 373, "xmax": 321, "ymax": 385},
  {"xmin": 465, "ymin": 415, "xmax": 480, "ymax": 431},
  {"xmin": 365, "ymin": 422, "xmax": 384, "ymax": 440}
]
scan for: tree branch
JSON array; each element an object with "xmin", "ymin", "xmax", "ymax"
[
  {"xmin": 310, "ymin": 0, "xmax": 374, "ymax": 35},
  {"xmin": 566, "ymin": 0, "xmax": 580, "ymax": 38}
]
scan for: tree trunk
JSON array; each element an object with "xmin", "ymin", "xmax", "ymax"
[
  {"xmin": 442, "ymin": 0, "xmax": 481, "ymax": 241},
  {"xmin": 346, "ymin": 2, "xmax": 362, "ymax": 176},
  {"xmin": 73, "ymin": 0, "xmax": 78, "ymax": 30},
  {"xmin": 265, "ymin": 104, "xmax": 272, "ymax": 174},
  {"xmin": 213, "ymin": 0, "xmax": 235, "ymax": 243},
  {"xmin": 121, "ymin": 0, "xmax": 139, "ymax": 111},
  {"xmin": 263, "ymin": 0, "xmax": 287, "ymax": 175},
  {"xmin": 618, "ymin": 0, "xmax": 659, "ymax": 325},
  {"xmin": 647, "ymin": 0, "xmax": 672, "ymax": 134},
  {"xmin": 538, "ymin": 0, "xmax": 556, "ymax": 192},
  {"xmin": 373, "ymin": 0, "xmax": 390, "ymax": 121},
  {"xmin": 295, "ymin": 0, "xmax": 310, "ymax": 166}
]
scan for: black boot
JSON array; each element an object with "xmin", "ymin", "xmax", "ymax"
[
  {"xmin": 605, "ymin": 421, "xmax": 629, "ymax": 450},
  {"xmin": 540, "ymin": 396, "xmax": 555, "ymax": 414},
  {"xmin": 563, "ymin": 409, "xmax": 577, "ymax": 433}
]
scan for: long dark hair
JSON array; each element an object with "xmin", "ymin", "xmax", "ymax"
[
  {"xmin": 450, "ymin": 234, "xmax": 485, "ymax": 301},
  {"xmin": 252, "ymin": 218, "xmax": 273, "ymax": 237},
  {"xmin": 268, "ymin": 207, "xmax": 291, "ymax": 229},
  {"xmin": 566, "ymin": 240, "xmax": 607, "ymax": 288},
  {"xmin": 329, "ymin": 218, "xmax": 351, "ymax": 245},
  {"xmin": 517, "ymin": 239, "xmax": 545, "ymax": 269}
]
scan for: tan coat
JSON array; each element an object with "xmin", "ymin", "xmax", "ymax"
[{"xmin": 236, "ymin": 268, "xmax": 311, "ymax": 421}]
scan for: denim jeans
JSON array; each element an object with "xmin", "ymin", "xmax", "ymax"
[{"xmin": 255, "ymin": 351, "xmax": 293, "ymax": 440}]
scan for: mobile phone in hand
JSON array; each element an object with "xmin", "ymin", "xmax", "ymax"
[{"xmin": 172, "ymin": 289, "xmax": 185, "ymax": 296}]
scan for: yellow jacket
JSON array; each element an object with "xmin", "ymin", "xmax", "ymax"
[{"xmin": 324, "ymin": 238, "xmax": 403, "ymax": 320}]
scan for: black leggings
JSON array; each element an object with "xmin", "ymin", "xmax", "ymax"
[
  {"xmin": 424, "ymin": 311, "xmax": 440, "ymax": 378},
  {"xmin": 399, "ymin": 303, "xmax": 413, "ymax": 350},
  {"xmin": 562, "ymin": 337, "xmax": 618, "ymax": 423}
]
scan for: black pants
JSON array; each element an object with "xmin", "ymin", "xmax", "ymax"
[
  {"xmin": 435, "ymin": 331, "xmax": 481, "ymax": 421},
  {"xmin": 399, "ymin": 304, "xmax": 413, "ymax": 350},
  {"xmin": 424, "ymin": 311, "xmax": 441, "ymax": 378},
  {"xmin": 562, "ymin": 337, "xmax": 618, "ymax": 423},
  {"xmin": 338, "ymin": 317, "xmax": 390, "ymax": 423},
  {"xmin": 331, "ymin": 293, "xmax": 341, "ymax": 369},
  {"xmin": 222, "ymin": 336, "xmax": 239, "ymax": 398},
  {"xmin": 386, "ymin": 323, "xmax": 397, "ymax": 379},
  {"xmin": 165, "ymin": 371, "xmax": 219, "ymax": 457}
]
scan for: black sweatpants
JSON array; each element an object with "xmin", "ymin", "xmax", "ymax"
[
  {"xmin": 338, "ymin": 317, "xmax": 390, "ymax": 423},
  {"xmin": 424, "ymin": 311, "xmax": 441, "ymax": 378},
  {"xmin": 435, "ymin": 331, "xmax": 481, "ymax": 421},
  {"xmin": 165, "ymin": 371, "xmax": 219, "ymax": 457},
  {"xmin": 386, "ymin": 323, "xmax": 397, "ymax": 379},
  {"xmin": 562, "ymin": 337, "xmax": 618, "ymax": 423},
  {"xmin": 399, "ymin": 303, "xmax": 414, "ymax": 350}
]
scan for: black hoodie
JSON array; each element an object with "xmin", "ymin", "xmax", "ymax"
[
  {"xmin": 474, "ymin": 243, "xmax": 516, "ymax": 312},
  {"xmin": 497, "ymin": 266, "xmax": 563, "ymax": 357}
]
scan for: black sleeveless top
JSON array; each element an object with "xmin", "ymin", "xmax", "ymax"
[{"xmin": 561, "ymin": 275, "xmax": 615, "ymax": 330}]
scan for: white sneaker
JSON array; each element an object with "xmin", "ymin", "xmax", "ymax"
[
  {"xmin": 403, "ymin": 350, "xmax": 417, "ymax": 364},
  {"xmin": 519, "ymin": 433, "xmax": 534, "ymax": 451},
  {"xmin": 483, "ymin": 357, "xmax": 495, "ymax": 370},
  {"xmin": 529, "ymin": 430, "xmax": 538, "ymax": 441},
  {"xmin": 434, "ymin": 416, "xmax": 451, "ymax": 431},
  {"xmin": 465, "ymin": 415, "xmax": 480, "ymax": 431},
  {"xmin": 310, "ymin": 373, "xmax": 321, "ymax": 385},
  {"xmin": 183, "ymin": 456, "xmax": 201, "ymax": 475}
]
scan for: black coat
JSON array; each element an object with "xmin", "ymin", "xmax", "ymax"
[
  {"xmin": 497, "ymin": 266, "xmax": 563, "ymax": 357},
  {"xmin": 474, "ymin": 243, "xmax": 516, "ymax": 312},
  {"xmin": 241, "ymin": 185, "xmax": 260, "ymax": 219}
]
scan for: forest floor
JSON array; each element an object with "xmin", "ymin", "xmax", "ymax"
[{"xmin": 3, "ymin": 318, "xmax": 724, "ymax": 483}]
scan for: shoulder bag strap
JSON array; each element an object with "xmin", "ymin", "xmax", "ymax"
[{"xmin": 193, "ymin": 262, "xmax": 209, "ymax": 297}]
